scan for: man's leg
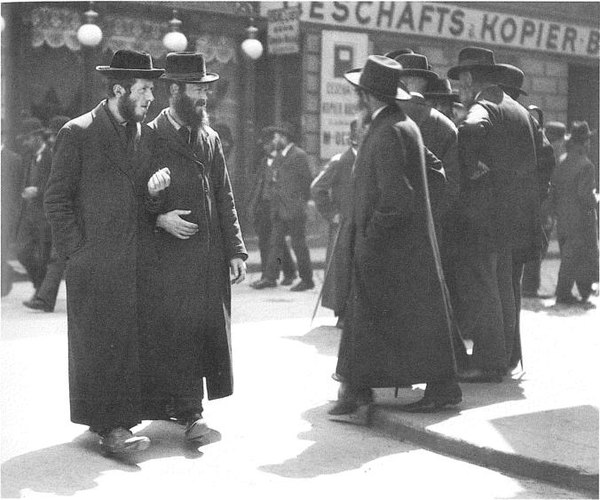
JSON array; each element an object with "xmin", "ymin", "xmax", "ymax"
[
  {"xmin": 256, "ymin": 215, "xmax": 286, "ymax": 286},
  {"xmin": 288, "ymin": 216, "xmax": 314, "ymax": 290},
  {"xmin": 556, "ymin": 237, "xmax": 578, "ymax": 302}
]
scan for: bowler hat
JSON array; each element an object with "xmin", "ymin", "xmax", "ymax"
[
  {"xmin": 423, "ymin": 77, "xmax": 461, "ymax": 103},
  {"xmin": 160, "ymin": 52, "xmax": 219, "ymax": 83},
  {"xmin": 447, "ymin": 46, "xmax": 502, "ymax": 80},
  {"xmin": 96, "ymin": 49, "xmax": 164, "ymax": 78},
  {"xmin": 567, "ymin": 121, "xmax": 595, "ymax": 143},
  {"xmin": 544, "ymin": 121, "xmax": 567, "ymax": 143},
  {"xmin": 344, "ymin": 55, "xmax": 411, "ymax": 101},
  {"xmin": 394, "ymin": 53, "xmax": 438, "ymax": 81},
  {"xmin": 263, "ymin": 122, "xmax": 297, "ymax": 142},
  {"xmin": 496, "ymin": 64, "xmax": 528, "ymax": 97},
  {"xmin": 17, "ymin": 117, "xmax": 45, "ymax": 140},
  {"xmin": 383, "ymin": 48, "xmax": 414, "ymax": 59}
]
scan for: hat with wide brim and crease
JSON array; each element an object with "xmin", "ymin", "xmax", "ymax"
[
  {"xmin": 423, "ymin": 77, "xmax": 461, "ymax": 103},
  {"xmin": 393, "ymin": 53, "xmax": 438, "ymax": 81},
  {"xmin": 96, "ymin": 49, "xmax": 164, "ymax": 79},
  {"xmin": 447, "ymin": 46, "xmax": 503, "ymax": 80},
  {"xmin": 344, "ymin": 55, "xmax": 411, "ymax": 101},
  {"xmin": 496, "ymin": 64, "xmax": 528, "ymax": 96},
  {"xmin": 160, "ymin": 52, "xmax": 219, "ymax": 83}
]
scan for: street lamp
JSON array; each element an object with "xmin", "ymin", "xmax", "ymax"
[
  {"xmin": 77, "ymin": 2, "xmax": 102, "ymax": 47},
  {"xmin": 241, "ymin": 24, "xmax": 263, "ymax": 60},
  {"xmin": 163, "ymin": 10, "xmax": 188, "ymax": 52}
]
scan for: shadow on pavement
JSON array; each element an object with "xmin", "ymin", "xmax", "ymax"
[
  {"xmin": 1, "ymin": 421, "xmax": 220, "ymax": 498},
  {"xmin": 283, "ymin": 325, "xmax": 341, "ymax": 358}
]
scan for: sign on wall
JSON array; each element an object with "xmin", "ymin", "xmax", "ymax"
[
  {"xmin": 262, "ymin": 2, "xmax": 599, "ymax": 59},
  {"xmin": 320, "ymin": 30, "xmax": 369, "ymax": 160},
  {"xmin": 267, "ymin": 6, "xmax": 301, "ymax": 55}
]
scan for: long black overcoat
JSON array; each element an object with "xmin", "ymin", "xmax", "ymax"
[
  {"xmin": 44, "ymin": 101, "xmax": 157, "ymax": 429},
  {"xmin": 334, "ymin": 106, "xmax": 457, "ymax": 387},
  {"xmin": 141, "ymin": 110, "xmax": 247, "ymax": 414}
]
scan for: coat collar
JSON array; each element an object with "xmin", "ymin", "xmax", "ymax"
[{"xmin": 152, "ymin": 109, "xmax": 206, "ymax": 167}]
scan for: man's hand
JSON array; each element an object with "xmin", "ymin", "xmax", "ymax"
[
  {"xmin": 156, "ymin": 210, "xmax": 198, "ymax": 239},
  {"xmin": 148, "ymin": 167, "xmax": 171, "ymax": 197},
  {"xmin": 230, "ymin": 257, "xmax": 246, "ymax": 285},
  {"xmin": 21, "ymin": 186, "xmax": 39, "ymax": 200}
]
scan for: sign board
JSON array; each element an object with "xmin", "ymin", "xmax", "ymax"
[
  {"xmin": 262, "ymin": 2, "xmax": 599, "ymax": 59},
  {"xmin": 320, "ymin": 30, "xmax": 369, "ymax": 160},
  {"xmin": 267, "ymin": 6, "xmax": 301, "ymax": 55}
]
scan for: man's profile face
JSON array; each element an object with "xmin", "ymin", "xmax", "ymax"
[
  {"xmin": 118, "ymin": 79, "xmax": 155, "ymax": 123},
  {"xmin": 457, "ymin": 72, "xmax": 474, "ymax": 107},
  {"xmin": 173, "ymin": 82, "xmax": 210, "ymax": 127}
]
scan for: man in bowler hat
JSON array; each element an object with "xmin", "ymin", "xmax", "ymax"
[
  {"xmin": 329, "ymin": 55, "xmax": 462, "ymax": 415},
  {"xmin": 448, "ymin": 47, "xmax": 543, "ymax": 382},
  {"xmin": 143, "ymin": 52, "xmax": 247, "ymax": 442},
  {"xmin": 45, "ymin": 49, "xmax": 164, "ymax": 454}
]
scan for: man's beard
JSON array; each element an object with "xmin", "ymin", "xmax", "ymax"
[
  {"xmin": 118, "ymin": 92, "xmax": 142, "ymax": 123},
  {"xmin": 174, "ymin": 94, "xmax": 209, "ymax": 129}
]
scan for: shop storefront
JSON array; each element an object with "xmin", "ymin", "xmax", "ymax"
[{"xmin": 258, "ymin": 1, "xmax": 599, "ymax": 166}]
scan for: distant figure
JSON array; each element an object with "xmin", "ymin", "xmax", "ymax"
[
  {"xmin": 550, "ymin": 121, "xmax": 599, "ymax": 307},
  {"xmin": 423, "ymin": 76, "xmax": 462, "ymax": 124}
]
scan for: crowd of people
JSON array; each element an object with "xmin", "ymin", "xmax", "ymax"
[{"xmin": 0, "ymin": 44, "xmax": 598, "ymax": 454}]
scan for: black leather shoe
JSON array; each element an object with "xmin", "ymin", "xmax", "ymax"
[
  {"xmin": 99, "ymin": 427, "xmax": 150, "ymax": 454},
  {"xmin": 280, "ymin": 276, "xmax": 296, "ymax": 286},
  {"xmin": 457, "ymin": 368, "xmax": 503, "ymax": 383},
  {"xmin": 398, "ymin": 394, "xmax": 462, "ymax": 413},
  {"xmin": 23, "ymin": 297, "xmax": 53, "ymax": 312},
  {"xmin": 250, "ymin": 278, "xmax": 277, "ymax": 290},
  {"xmin": 290, "ymin": 280, "xmax": 315, "ymax": 292},
  {"xmin": 183, "ymin": 413, "xmax": 210, "ymax": 442},
  {"xmin": 555, "ymin": 295, "xmax": 580, "ymax": 305}
]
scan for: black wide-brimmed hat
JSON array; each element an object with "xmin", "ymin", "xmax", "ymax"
[
  {"xmin": 496, "ymin": 64, "xmax": 528, "ymax": 97},
  {"xmin": 263, "ymin": 122, "xmax": 297, "ymax": 142},
  {"xmin": 344, "ymin": 55, "xmax": 411, "ymax": 101},
  {"xmin": 160, "ymin": 52, "xmax": 219, "ymax": 83},
  {"xmin": 383, "ymin": 48, "xmax": 414, "ymax": 59},
  {"xmin": 448, "ymin": 46, "xmax": 502, "ymax": 80},
  {"xmin": 393, "ymin": 53, "xmax": 438, "ymax": 81},
  {"xmin": 96, "ymin": 49, "xmax": 164, "ymax": 78},
  {"xmin": 423, "ymin": 77, "xmax": 461, "ymax": 103},
  {"xmin": 567, "ymin": 121, "xmax": 595, "ymax": 143}
]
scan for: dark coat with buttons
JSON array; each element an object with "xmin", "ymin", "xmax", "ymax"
[
  {"xmin": 44, "ymin": 101, "xmax": 159, "ymax": 430},
  {"xmin": 141, "ymin": 109, "xmax": 247, "ymax": 412}
]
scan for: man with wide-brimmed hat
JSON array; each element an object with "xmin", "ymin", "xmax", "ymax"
[
  {"xmin": 45, "ymin": 49, "xmax": 164, "ymax": 454},
  {"xmin": 423, "ymin": 77, "xmax": 462, "ymax": 123},
  {"xmin": 448, "ymin": 47, "xmax": 544, "ymax": 382},
  {"xmin": 142, "ymin": 52, "xmax": 247, "ymax": 443},
  {"xmin": 550, "ymin": 121, "xmax": 599, "ymax": 307},
  {"xmin": 249, "ymin": 120, "xmax": 314, "ymax": 291},
  {"xmin": 328, "ymin": 55, "xmax": 462, "ymax": 416}
]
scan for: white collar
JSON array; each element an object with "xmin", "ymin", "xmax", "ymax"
[{"xmin": 371, "ymin": 105, "xmax": 387, "ymax": 122}]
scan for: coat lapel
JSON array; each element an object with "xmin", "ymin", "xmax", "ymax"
[{"xmin": 154, "ymin": 111, "xmax": 206, "ymax": 172}]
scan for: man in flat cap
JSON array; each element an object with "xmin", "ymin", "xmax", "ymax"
[
  {"xmin": 45, "ymin": 49, "xmax": 164, "ymax": 454},
  {"xmin": 329, "ymin": 55, "xmax": 462, "ymax": 416},
  {"xmin": 142, "ymin": 52, "xmax": 247, "ymax": 443}
]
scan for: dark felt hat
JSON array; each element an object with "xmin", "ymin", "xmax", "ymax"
[
  {"xmin": 496, "ymin": 64, "xmax": 528, "ymax": 96},
  {"xmin": 544, "ymin": 121, "xmax": 567, "ymax": 143},
  {"xmin": 160, "ymin": 52, "xmax": 219, "ymax": 83},
  {"xmin": 393, "ymin": 53, "xmax": 438, "ymax": 81},
  {"xmin": 567, "ymin": 121, "xmax": 595, "ymax": 143},
  {"xmin": 448, "ymin": 46, "xmax": 502, "ymax": 80},
  {"xmin": 17, "ymin": 117, "xmax": 45, "ymax": 139},
  {"xmin": 263, "ymin": 122, "xmax": 297, "ymax": 142},
  {"xmin": 96, "ymin": 49, "xmax": 164, "ymax": 78},
  {"xmin": 423, "ymin": 77, "xmax": 461, "ymax": 102},
  {"xmin": 344, "ymin": 55, "xmax": 411, "ymax": 101},
  {"xmin": 383, "ymin": 48, "xmax": 414, "ymax": 59}
]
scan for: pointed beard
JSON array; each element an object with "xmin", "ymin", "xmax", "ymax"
[{"xmin": 174, "ymin": 95, "xmax": 209, "ymax": 129}]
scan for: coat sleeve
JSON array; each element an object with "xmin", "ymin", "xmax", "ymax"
[
  {"xmin": 295, "ymin": 149, "xmax": 313, "ymax": 202},
  {"xmin": 458, "ymin": 103, "xmax": 492, "ymax": 183},
  {"xmin": 211, "ymin": 135, "xmax": 248, "ymax": 261},
  {"xmin": 311, "ymin": 153, "xmax": 341, "ymax": 222},
  {"xmin": 577, "ymin": 160, "xmax": 597, "ymax": 210},
  {"xmin": 44, "ymin": 126, "xmax": 84, "ymax": 259}
]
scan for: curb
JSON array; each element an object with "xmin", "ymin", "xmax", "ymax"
[{"xmin": 368, "ymin": 407, "xmax": 599, "ymax": 497}]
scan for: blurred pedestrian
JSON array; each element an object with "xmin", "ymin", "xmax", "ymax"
[
  {"xmin": 23, "ymin": 115, "xmax": 71, "ymax": 312},
  {"xmin": 44, "ymin": 50, "xmax": 164, "ymax": 454},
  {"xmin": 423, "ymin": 76, "xmax": 462, "ymax": 125},
  {"xmin": 449, "ymin": 48, "xmax": 542, "ymax": 383},
  {"xmin": 248, "ymin": 127, "xmax": 296, "ymax": 286},
  {"xmin": 545, "ymin": 121, "xmax": 568, "ymax": 166},
  {"xmin": 1, "ymin": 122, "xmax": 23, "ymax": 297},
  {"xmin": 250, "ymin": 122, "xmax": 314, "ymax": 291},
  {"xmin": 329, "ymin": 56, "xmax": 461, "ymax": 416},
  {"xmin": 550, "ymin": 121, "xmax": 599, "ymax": 307},
  {"xmin": 142, "ymin": 52, "xmax": 247, "ymax": 443},
  {"xmin": 14, "ymin": 117, "xmax": 52, "ymax": 298}
]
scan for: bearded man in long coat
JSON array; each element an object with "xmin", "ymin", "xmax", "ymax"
[
  {"xmin": 142, "ymin": 53, "xmax": 247, "ymax": 442},
  {"xmin": 44, "ymin": 50, "xmax": 164, "ymax": 454},
  {"xmin": 329, "ymin": 56, "xmax": 461, "ymax": 416}
]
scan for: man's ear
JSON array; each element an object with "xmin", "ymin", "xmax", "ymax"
[
  {"xmin": 112, "ymin": 84, "xmax": 126, "ymax": 97},
  {"xmin": 169, "ymin": 83, "xmax": 181, "ymax": 97}
]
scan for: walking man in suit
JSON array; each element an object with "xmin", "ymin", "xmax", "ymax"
[{"xmin": 45, "ymin": 50, "xmax": 164, "ymax": 454}]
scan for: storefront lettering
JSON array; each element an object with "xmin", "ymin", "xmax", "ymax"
[{"xmin": 264, "ymin": 2, "xmax": 598, "ymax": 59}]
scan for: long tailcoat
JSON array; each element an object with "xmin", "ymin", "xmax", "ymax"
[
  {"xmin": 334, "ymin": 106, "xmax": 457, "ymax": 387},
  {"xmin": 44, "ymin": 101, "xmax": 157, "ymax": 429},
  {"xmin": 141, "ymin": 110, "xmax": 247, "ymax": 411}
]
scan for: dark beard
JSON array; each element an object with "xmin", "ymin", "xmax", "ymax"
[
  {"xmin": 174, "ymin": 94, "xmax": 209, "ymax": 129},
  {"xmin": 117, "ymin": 92, "xmax": 138, "ymax": 123}
]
